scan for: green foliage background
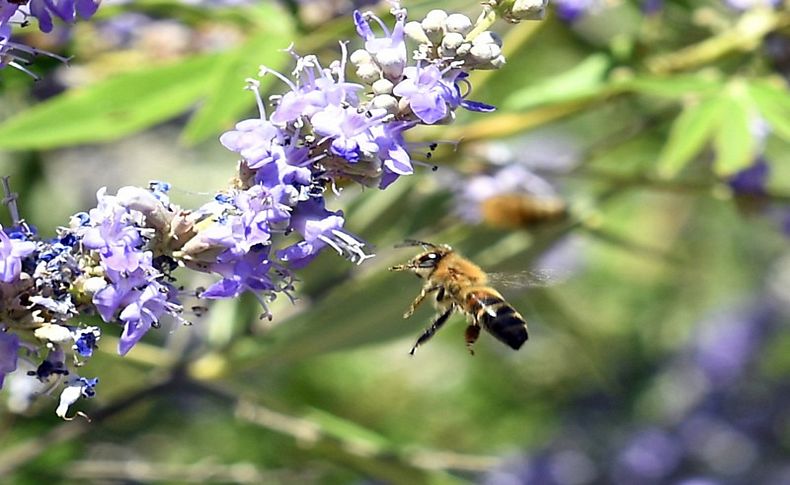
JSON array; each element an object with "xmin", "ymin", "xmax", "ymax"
[{"xmin": 1, "ymin": 0, "xmax": 790, "ymax": 483}]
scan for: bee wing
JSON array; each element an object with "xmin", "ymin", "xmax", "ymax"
[{"xmin": 486, "ymin": 269, "xmax": 569, "ymax": 289}]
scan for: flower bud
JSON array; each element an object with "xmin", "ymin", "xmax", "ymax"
[
  {"xmin": 510, "ymin": 0, "xmax": 548, "ymax": 20},
  {"xmin": 472, "ymin": 31, "xmax": 503, "ymax": 47},
  {"xmin": 444, "ymin": 13, "xmax": 473, "ymax": 36},
  {"xmin": 440, "ymin": 32, "xmax": 466, "ymax": 57},
  {"xmin": 374, "ymin": 49, "xmax": 405, "ymax": 80},
  {"xmin": 469, "ymin": 43, "xmax": 502, "ymax": 65},
  {"xmin": 350, "ymin": 49, "xmax": 373, "ymax": 66},
  {"xmin": 371, "ymin": 94, "xmax": 399, "ymax": 114},
  {"xmin": 372, "ymin": 78, "xmax": 394, "ymax": 95},
  {"xmin": 404, "ymin": 21, "xmax": 430, "ymax": 44},
  {"xmin": 355, "ymin": 62, "xmax": 381, "ymax": 83},
  {"xmin": 421, "ymin": 10, "xmax": 447, "ymax": 44},
  {"xmin": 34, "ymin": 324, "xmax": 73, "ymax": 344}
]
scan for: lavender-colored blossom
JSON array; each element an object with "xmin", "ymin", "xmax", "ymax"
[
  {"xmin": 201, "ymin": 245, "xmax": 279, "ymax": 301},
  {"xmin": 724, "ymin": 0, "xmax": 780, "ymax": 11},
  {"xmin": 552, "ymin": 0, "xmax": 599, "ymax": 21},
  {"xmin": 393, "ymin": 65, "xmax": 458, "ymax": 124},
  {"xmin": 311, "ymin": 105, "xmax": 382, "ymax": 162},
  {"xmin": 72, "ymin": 326, "xmax": 100, "ymax": 357},
  {"xmin": 277, "ymin": 198, "xmax": 347, "ymax": 268},
  {"xmin": 81, "ymin": 188, "xmax": 145, "ymax": 273},
  {"xmin": 0, "ymin": 330, "xmax": 19, "ymax": 389},
  {"xmin": 729, "ymin": 158, "xmax": 769, "ymax": 196},
  {"xmin": 118, "ymin": 282, "xmax": 178, "ymax": 356},
  {"xmin": 616, "ymin": 428, "xmax": 682, "ymax": 480},
  {"xmin": 353, "ymin": 7, "xmax": 407, "ymax": 79},
  {"xmin": 27, "ymin": 0, "xmax": 100, "ymax": 33},
  {"xmin": 0, "ymin": 224, "xmax": 36, "ymax": 283}
]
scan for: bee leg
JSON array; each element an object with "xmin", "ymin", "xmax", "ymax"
[
  {"xmin": 403, "ymin": 284, "xmax": 440, "ymax": 319},
  {"xmin": 410, "ymin": 307, "xmax": 454, "ymax": 355},
  {"xmin": 465, "ymin": 324, "xmax": 481, "ymax": 356}
]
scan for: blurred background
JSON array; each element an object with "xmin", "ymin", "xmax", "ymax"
[{"xmin": 2, "ymin": 0, "xmax": 790, "ymax": 483}]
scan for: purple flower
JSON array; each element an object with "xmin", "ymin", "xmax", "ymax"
[
  {"xmin": 201, "ymin": 245, "xmax": 278, "ymax": 300},
  {"xmin": 553, "ymin": 0, "xmax": 598, "ymax": 21},
  {"xmin": 277, "ymin": 198, "xmax": 371, "ymax": 267},
  {"xmin": 724, "ymin": 0, "xmax": 780, "ymax": 11},
  {"xmin": 72, "ymin": 327, "xmax": 101, "ymax": 357},
  {"xmin": 28, "ymin": 0, "xmax": 100, "ymax": 33},
  {"xmin": 81, "ymin": 189, "xmax": 145, "ymax": 273},
  {"xmin": 393, "ymin": 65, "xmax": 458, "ymax": 124},
  {"xmin": 0, "ymin": 331, "xmax": 19, "ymax": 389},
  {"xmin": 0, "ymin": 224, "xmax": 36, "ymax": 283},
  {"xmin": 616, "ymin": 428, "xmax": 682, "ymax": 480},
  {"xmin": 728, "ymin": 158, "xmax": 769, "ymax": 196},
  {"xmin": 311, "ymin": 105, "xmax": 381, "ymax": 163},
  {"xmin": 220, "ymin": 118, "xmax": 290, "ymax": 170},
  {"xmin": 370, "ymin": 122, "xmax": 413, "ymax": 188},
  {"xmin": 118, "ymin": 282, "xmax": 177, "ymax": 356},
  {"xmin": 353, "ymin": 7, "xmax": 407, "ymax": 79}
]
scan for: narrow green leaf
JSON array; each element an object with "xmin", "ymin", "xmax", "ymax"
[
  {"xmin": 0, "ymin": 55, "xmax": 218, "ymax": 149},
  {"xmin": 503, "ymin": 54, "xmax": 610, "ymax": 110},
  {"xmin": 614, "ymin": 74, "xmax": 722, "ymax": 98},
  {"xmin": 712, "ymin": 96, "xmax": 756, "ymax": 176},
  {"xmin": 747, "ymin": 79, "xmax": 790, "ymax": 141},
  {"xmin": 181, "ymin": 4, "xmax": 295, "ymax": 144},
  {"xmin": 657, "ymin": 97, "xmax": 724, "ymax": 177}
]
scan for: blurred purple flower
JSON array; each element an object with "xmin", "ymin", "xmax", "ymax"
[
  {"xmin": 728, "ymin": 158, "xmax": 769, "ymax": 196},
  {"xmin": 0, "ymin": 330, "xmax": 19, "ymax": 389},
  {"xmin": 553, "ymin": 0, "xmax": 598, "ymax": 22},
  {"xmin": 118, "ymin": 282, "xmax": 178, "ymax": 356},
  {"xmin": 616, "ymin": 428, "xmax": 682, "ymax": 480},
  {"xmin": 724, "ymin": 0, "xmax": 780, "ymax": 11},
  {"xmin": 28, "ymin": 0, "xmax": 100, "ymax": 33},
  {"xmin": 0, "ymin": 224, "xmax": 36, "ymax": 283}
]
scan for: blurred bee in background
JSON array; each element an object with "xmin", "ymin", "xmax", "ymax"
[
  {"xmin": 479, "ymin": 193, "xmax": 567, "ymax": 230},
  {"xmin": 452, "ymin": 163, "xmax": 569, "ymax": 230},
  {"xmin": 389, "ymin": 240, "xmax": 529, "ymax": 355}
]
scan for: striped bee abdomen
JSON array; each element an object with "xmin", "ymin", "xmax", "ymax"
[{"xmin": 465, "ymin": 290, "xmax": 529, "ymax": 350}]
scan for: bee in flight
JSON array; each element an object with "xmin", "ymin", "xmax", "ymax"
[{"xmin": 389, "ymin": 240, "xmax": 528, "ymax": 355}]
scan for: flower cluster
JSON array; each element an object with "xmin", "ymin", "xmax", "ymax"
[
  {"xmin": 1, "ymin": 2, "xmax": 526, "ymax": 417},
  {"xmin": 0, "ymin": 0, "xmax": 100, "ymax": 76}
]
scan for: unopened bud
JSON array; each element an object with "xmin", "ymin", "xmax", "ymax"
[
  {"xmin": 372, "ymin": 78, "xmax": 394, "ymax": 95},
  {"xmin": 371, "ymin": 94, "xmax": 399, "ymax": 114},
  {"xmin": 440, "ymin": 32, "xmax": 466, "ymax": 57},
  {"xmin": 356, "ymin": 62, "xmax": 381, "ymax": 83},
  {"xmin": 404, "ymin": 21, "xmax": 430, "ymax": 44},
  {"xmin": 350, "ymin": 49, "xmax": 373, "ymax": 66},
  {"xmin": 472, "ymin": 31, "xmax": 503, "ymax": 47},
  {"xmin": 422, "ymin": 10, "xmax": 447, "ymax": 44},
  {"xmin": 444, "ymin": 13, "xmax": 473, "ymax": 36}
]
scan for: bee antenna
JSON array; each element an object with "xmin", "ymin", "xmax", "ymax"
[{"xmin": 394, "ymin": 239, "xmax": 439, "ymax": 249}]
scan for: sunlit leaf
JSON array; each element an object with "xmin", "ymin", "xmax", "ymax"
[
  {"xmin": 615, "ymin": 74, "xmax": 722, "ymax": 98},
  {"xmin": 657, "ymin": 97, "xmax": 724, "ymax": 177},
  {"xmin": 181, "ymin": 4, "xmax": 295, "ymax": 144},
  {"xmin": 0, "ymin": 55, "xmax": 218, "ymax": 149},
  {"xmin": 747, "ymin": 78, "xmax": 790, "ymax": 142},
  {"xmin": 503, "ymin": 54, "xmax": 611, "ymax": 110},
  {"xmin": 712, "ymin": 95, "xmax": 757, "ymax": 176}
]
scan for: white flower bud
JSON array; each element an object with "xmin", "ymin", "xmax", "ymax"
[
  {"xmin": 355, "ymin": 62, "xmax": 381, "ymax": 83},
  {"xmin": 350, "ymin": 49, "xmax": 373, "ymax": 66},
  {"xmin": 442, "ymin": 32, "xmax": 464, "ymax": 52},
  {"xmin": 371, "ymin": 94, "xmax": 399, "ymax": 115},
  {"xmin": 510, "ymin": 0, "xmax": 549, "ymax": 20},
  {"xmin": 82, "ymin": 276, "xmax": 108, "ymax": 294},
  {"xmin": 469, "ymin": 43, "xmax": 502, "ymax": 64},
  {"xmin": 404, "ymin": 21, "xmax": 430, "ymax": 44},
  {"xmin": 34, "ymin": 324, "xmax": 73, "ymax": 344},
  {"xmin": 372, "ymin": 78, "xmax": 394, "ymax": 95},
  {"xmin": 422, "ymin": 10, "xmax": 447, "ymax": 44},
  {"xmin": 456, "ymin": 43, "xmax": 471, "ymax": 57},
  {"xmin": 444, "ymin": 13, "xmax": 473, "ymax": 36},
  {"xmin": 472, "ymin": 31, "xmax": 503, "ymax": 48},
  {"xmin": 489, "ymin": 55, "xmax": 507, "ymax": 69},
  {"xmin": 374, "ymin": 49, "xmax": 405, "ymax": 80}
]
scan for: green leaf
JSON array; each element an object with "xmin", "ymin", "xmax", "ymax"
[
  {"xmin": 712, "ymin": 95, "xmax": 756, "ymax": 176},
  {"xmin": 657, "ymin": 97, "xmax": 724, "ymax": 177},
  {"xmin": 503, "ymin": 54, "xmax": 611, "ymax": 110},
  {"xmin": 614, "ymin": 74, "xmax": 722, "ymax": 98},
  {"xmin": 747, "ymin": 78, "xmax": 790, "ymax": 141},
  {"xmin": 181, "ymin": 4, "xmax": 295, "ymax": 144},
  {"xmin": 0, "ymin": 55, "xmax": 218, "ymax": 149}
]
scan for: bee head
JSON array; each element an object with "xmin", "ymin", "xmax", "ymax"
[{"xmin": 389, "ymin": 240, "xmax": 452, "ymax": 278}]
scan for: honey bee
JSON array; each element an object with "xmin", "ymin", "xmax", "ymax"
[
  {"xmin": 389, "ymin": 240, "xmax": 528, "ymax": 355},
  {"xmin": 478, "ymin": 193, "xmax": 567, "ymax": 230}
]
